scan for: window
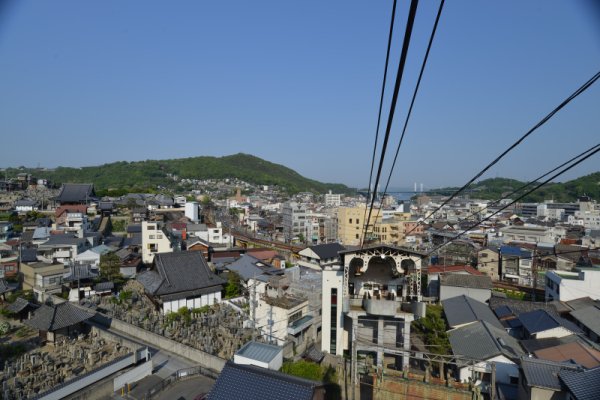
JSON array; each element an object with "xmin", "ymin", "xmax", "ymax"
[
  {"xmin": 157, "ymin": 234, "xmax": 163, "ymax": 239},
  {"xmin": 356, "ymin": 219, "xmax": 360, "ymax": 225},
  {"xmin": 149, "ymin": 235, "xmax": 155, "ymax": 239},
  {"xmin": 349, "ymin": 218, "xmax": 353, "ymax": 224},
  {"xmin": 330, "ymin": 288, "xmax": 337, "ymax": 353},
  {"xmin": 147, "ymin": 225, "xmax": 156, "ymax": 230},
  {"xmin": 355, "ymin": 234, "xmax": 359, "ymax": 239}
]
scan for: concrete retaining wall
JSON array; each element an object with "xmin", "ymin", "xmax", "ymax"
[
  {"xmin": 94, "ymin": 314, "xmax": 226, "ymax": 372},
  {"xmin": 113, "ymin": 360, "xmax": 153, "ymax": 392}
]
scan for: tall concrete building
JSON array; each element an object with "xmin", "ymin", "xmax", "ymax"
[
  {"xmin": 282, "ymin": 202, "xmax": 307, "ymax": 242},
  {"xmin": 321, "ymin": 245, "xmax": 425, "ymax": 379}
]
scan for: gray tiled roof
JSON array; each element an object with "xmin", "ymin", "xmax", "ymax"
[
  {"xmin": 520, "ymin": 310, "xmax": 582, "ymax": 336},
  {"xmin": 207, "ymin": 361, "xmax": 323, "ymax": 400},
  {"xmin": 225, "ymin": 254, "xmax": 276, "ymax": 281},
  {"xmin": 0, "ymin": 279, "xmax": 11, "ymax": 294},
  {"xmin": 448, "ymin": 320, "xmax": 524, "ymax": 361},
  {"xmin": 440, "ymin": 273, "xmax": 492, "ymax": 289},
  {"xmin": 521, "ymin": 357, "xmax": 579, "ymax": 390},
  {"xmin": 570, "ymin": 306, "xmax": 600, "ymax": 338},
  {"xmin": 138, "ymin": 251, "xmax": 225, "ymax": 299},
  {"xmin": 235, "ymin": 341, "xmax": 282, "ymax": 364},
  {"xmin": 306, "ymin": 243, "xmax": 345, "ymax": 260},
  {"xmin": 6, "ymin": 297, "xmax": 36, "ymax": 314},
  {"xmin": 55, "ymin": 183, "xmax": 95, "ymax": 203},
  {"xmin": 442, "ymin": 295, "xmax": 502, "ymax": 329},
  {"xmin": 24, "ymin": 302, "xmax": 93, "ymax": 331},
  {"xmin": 559, "ymin": 366, "xmax": 600, "ymax": 400}
]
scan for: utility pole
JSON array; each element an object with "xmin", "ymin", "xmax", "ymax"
[
  {"xmin": 490, "ymin": 362, "xmax": 496, "ymax": 400},
  {"xmin": 268, "ymin": 304, "xmax": 274, "ymax": 344},
  {"xmin": 351, "ymin": 322, "xmax": 357, "ymax": 400}
]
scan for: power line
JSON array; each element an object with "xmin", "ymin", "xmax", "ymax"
[
  {"xmin": 363, "ymin": 0, "xmax": 399, "ymax": 237},
  {"xmin": 427, "ymin": 142, "xmax": 600, "ymax": 256},
  {"xmin": 434, "ymin": 143, "xmax": 600, "ymax": 227},
  {"xmin": 363, "ymin": 0, "xmax": 420, "ymax": 248},
  {"xmin": 375, "ymin": 0, "xmax": 445, "ymax": 225},
  {"xmin": 404, "ymin": 69, "xmax": 600, "ymax": 238}
]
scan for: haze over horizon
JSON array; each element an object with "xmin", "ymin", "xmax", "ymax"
[{"xmin": 1, "ymin": 0, "xmax": 599, "ymax": 188}]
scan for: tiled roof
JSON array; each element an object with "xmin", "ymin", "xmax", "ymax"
[
  {"xmin": 519, "ymin": 309, "xmax": 582, "ymax": 336},
  {"xmin": 305, "ymin": 243, "xmax": 345, "ymax": 260},
  {"xmin": 225, "ymin": 254, "xmax": 277, "ymax": 281},
  {"xmin": 6, "ymin": 297, "xmax": 36, "ymax": 314},
  {"xmin": 559, "ymin": 366, "xmax": 600, "ymax": 400},
  {"xmin": 570, "ymin": 306, "xmax": 600, "ymax": 338},
  {"xmin": 521, "ymin": 357, "xmax": 579, "ymax": 390},
  {"xmin": 24, "ymin": 302, "xmax": 94, "ymax": 331},
  {"xmin": 55, "ymin": 184, "xmax": 95, "ymax": 204},
  {"xmin": 138, "ymin": 251, "xmax": 225, "ymax": 299},
  {"xmin": 442, "ymin": 295, "xmax": 502, "ymax": 329},
  {"xmin": 235, "ymin": 341, "xmax": 282, "ymax": 364},
  {"xmin": 0, "ymin": 279, "xmax": 11, "ymax": 294},
  {"xmin": 207, "ymin": 361, "xmax": 323, "ymax": 400},
  {"xmin": 440, "ymin": 273, "xmax": 492, "ymax": 289},
  {"xmin": 535, "ymin": 341, "xmax": 600, "ymax": 369},
  {"xmin": 448, "ymin": 320, "xmax": 523, "ymax": 361}
]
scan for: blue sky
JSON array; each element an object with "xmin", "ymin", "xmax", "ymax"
[{"xmin": 1, "ymin": 0, "xmax": 599, "ymax": 189}]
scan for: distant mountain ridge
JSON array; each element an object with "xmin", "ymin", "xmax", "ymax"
[
  {"xmin": 428, "ymin": 173, "xmax": 600, "ymax": 202},
  {"xmin": 5, "ymin": 153, "xmax": 353, "ymax": 194}
]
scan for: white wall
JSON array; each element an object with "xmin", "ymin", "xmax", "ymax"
[
  {"xmin": 163, "ymin": 291, "xmax": 221, "ymax": 314},
  {"xmin": 321, "ymin": 268, "xmax": 343, "ymax": 355}
]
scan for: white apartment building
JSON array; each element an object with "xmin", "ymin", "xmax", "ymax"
[
  {"xmin": 325, "ymin": 191, "xmax": 341, "ymax": 207},
  {"xmin": 141, "ymin": 221, "xmax": 173, "ymax": 264},
  {"xmin": 545, "ymin": 268, "xmax": 600, "ymax": 302},
  {"xmin": 282, "ymin": 201, "xmax": 307, "ymax": 242}
]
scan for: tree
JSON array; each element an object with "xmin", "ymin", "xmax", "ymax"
[
  {"xmin": 225, "ymin": 271, "xmax": 242, "ymax": 298},
  {"xmin": 100, "ymin": 252, "xmax": 122, "ymax": 281}
]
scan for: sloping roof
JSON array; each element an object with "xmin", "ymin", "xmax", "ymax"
[
  {"xmin": 207, "ymin": 361, "xmax": 323, "ymax": 400},
  {"xmin": 442, "ymin": 295, "xmax": 502, "ymax": 329},
  {"xmin": 24, "ymin": 302, "xmax": 93, "ymax": 331},
  {"xmin": 235, "ymin": 341, "xmax": 282, "ymax": 364},
  {"xmin": 94, "ymin": 281, "xmax": 114, "ymax": 292},
  {"xmin": 570, "ymin": 306, "xmax": 600, "ymax": 338},
  {"xmin": 138, "ymin": 251, "xmax": 226, "ymax": 299},
  {"xmin": 535, "ymin": 341, "xmax": 600, "ymax": 369},
  {"xmin": 55, "ymin": 184, "xmax": 95, "ymax": 204},
  {"xmin": 440, "ymin": 274, "xmax": 492, "ymax": 290},
  {"xmin": 225, "ymin": 254, "xmax": 277, "ymax": 281},
  {"xmin": 305, "ymin": 243, "xmax": 345, "ymax": 260},
  {"xmin": 0, "ymin": 279, "xmax": 12, "ymax": 294},
  {"xmin": 493, "ymin": 305, "xmax": 514, "ymax": 319},
  {"xmin": 559, "ymin": 366, "xmax": 600, "ymax": 400},
  {"xmin": 521, "ymin": 358, "xmax": 579, "ymax": 390},
  {"xmin": 448, "ymin": 320, "xmax": 524, "ymax": 361},
  {"xmin": 520, "ymin": 335, "xmax": 584, "ymax": 354},
  {"xmin": 6, "ymin": 297, "xmax": 37, "ymax": 314},
  {"xmin": 519, "ymin": 309, "xmax": 582, "ymax": 336}
]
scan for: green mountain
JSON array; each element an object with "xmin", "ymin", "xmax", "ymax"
[
  {"xmin": 6, "ymin": 153, "xmax": 353, "ymax": 195},
  {"xmin": 429, "ymin": 172, "xmax": 600, "ymax": 202}
]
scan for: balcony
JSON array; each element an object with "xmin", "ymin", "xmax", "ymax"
[
  {"xmin": 348, "ymin": 294, "xmax": 406, "ymax": 317},
  {"xmin": 287, "ymin": 315, "xmax": 314, "ymax": 335},
  {"xmin": 363, "ymin": 296, "xmax": 399, "ymax": 317}
]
